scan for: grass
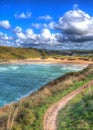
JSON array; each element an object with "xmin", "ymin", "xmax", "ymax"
[
  {"xmin": 0, "ymin": 65, "xmax": 93, "ymax": 130},
  {"xmin": 0, "ymin": 46, "xmax": 93, "ymax": 61},
  {"xmin": 58, "ymin": 82, "xmax": 93, "ymax": 130},
  {"xmin": 0, "ymin": 46, "xmax": 50, "ymax": 60}
]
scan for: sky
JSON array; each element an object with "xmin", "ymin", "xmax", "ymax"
[{"xmin": 0, "ymin": 0, "xmax": 93, "ymax": 50}]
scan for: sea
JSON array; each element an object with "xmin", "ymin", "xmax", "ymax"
[{"xmin": 0, "ymin": 63, "xmax": 86, "ymax": 107}]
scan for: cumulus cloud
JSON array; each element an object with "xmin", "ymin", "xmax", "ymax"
[
  {"xmin": 49, "ymin": 21, "xmax": 55, "ymax": 29},
  {"xmin": 41, "ymin": 29, "xmax": 51, "ymax": 39},
  {"xmin": 32, "ymin": 23, "xmax": 47, "ymax": 29},
  {"xmin": 56, "ymin": 5, "xmax": 93, "ymax": 42},
  {"xmin": 13, "ymin": 26, "xmax": 59, "ymax": 47},
  {"xmin": 0, "ymin": 20, "xmax": 11, "ymax": 29},
  {"xmin": 14, "ymin": 26, "xmax": 26, "ymax": 39},
  {"xmin": 0, "ymin": 32, "xmax": 13, "ymax": 41},
  {"xmin": 32, "ymin": 23, "xmax": 41, "ymax": 29},
  {"xmin": 32, "ymin": 21, "xmax": 55, "ymax": 29},
  {"xmin": 39, "ymin": 15, "xmax": 53, "ymax": 21},
  {"xmin": 2, "ymin": 5, "xmax": 93, "ymax": 50},
  {"xmin": 15, "ymin": 12, "xmax": 31, "ymax": 19},
  {"xmin": 0, "ymin": 32, "xmax": 14, "ymax": 46},
  {"xmin": 40, "ymin": 29, "xmax": 59, "ymax": 45}
]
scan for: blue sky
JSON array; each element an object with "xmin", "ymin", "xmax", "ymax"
[{"xmin": 0, "ymin": 0, "xmax": 93, "ymax": 50}]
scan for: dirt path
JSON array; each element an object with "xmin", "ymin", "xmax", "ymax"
[{"xmin": 43, "ymin": 80, "xmax": 93, "ymax": 130}]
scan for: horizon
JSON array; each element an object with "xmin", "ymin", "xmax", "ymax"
[{"xmin": 0, "ymin": 0, "xmax": 93, "ymax": 50}]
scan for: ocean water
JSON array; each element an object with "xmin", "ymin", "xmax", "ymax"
[{"xmin": 0, "ymin": 63, "xmax": 85, "ymax": 107}]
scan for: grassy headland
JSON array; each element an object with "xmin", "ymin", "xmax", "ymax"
[
  {"xmin": 0, "ymin": 46, "xmax": 43, "ymax": 60},
  {"xmin": 58, "ymin": 79, "xmax": 93, "ymax": 130},
  {"xmin": 0, "ymin": 65, "xmax": 93, "ymax": 130}
]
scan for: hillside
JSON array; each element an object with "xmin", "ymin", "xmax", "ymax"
[
  {"xmin": 0, "ymin": 46, "xmax": 93, "ymax": 62},
  {"xmin": 0, "ymin": 65, "xmax": 93, "ymax": 130},
  {"xmin": 0, "ymin": 46, "xmax": 49, "ymax": 61}
]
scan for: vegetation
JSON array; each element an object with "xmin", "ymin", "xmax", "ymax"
[
  {"xmin": 58, "ymin": 83, "xmax": 93, "ymax": 130},
  {"xmin": 0, "ymin": 46, "xmax": 93, "ymax": 129},
  {"xmin": 0, "ymin": 65, "xmax": 93, "ymax": 130},
  {"xmin": 0, "ymin": 46, "xmax": 93, "ymax": 61},
  {"xmin": 0, "ymin": 46, "xmax": 49, "ymax": 60}
]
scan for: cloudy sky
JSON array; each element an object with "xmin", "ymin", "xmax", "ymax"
[{"xmin": 0, "ymin": 0, "xmax": 93, "ymax": 50}]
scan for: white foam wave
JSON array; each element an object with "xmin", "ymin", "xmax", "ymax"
[
  {"xmin": 10, "ymin": 66, "xmax": 19, "ymax": 70},
  {"xmin": 0, "ymin": 67, "xmax": 8, "ymax": 72},
  {"xmin": 60, "ymin": 65, "xmax": 85, "ymax": 71}
]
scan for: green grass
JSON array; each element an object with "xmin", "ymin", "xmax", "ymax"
[
  {"xmin": 58, "ymin": 82, "xmax": 93, "ymax": 130},
  {"xmin": 0, "ymin": 46, "xmax": 50, "ymax": 60},
  {"xmin": 0, "ymin": 65, "xmax": 93, "ymax": 130},
  {"xmin": 0, "ymin": 46, "xmax": 93, "ymax": 61}
]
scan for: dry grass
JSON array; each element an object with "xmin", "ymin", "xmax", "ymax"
[{"xmin": 62, "ymin": 77, "xmax": 73, "ymax": 87}]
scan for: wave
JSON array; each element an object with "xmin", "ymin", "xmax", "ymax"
[
  {"xmin": 0, "ymin": 63, "xmax": 86, "ymax": 107},
  {"xmin": 0, "ymin": 66, "xmax": 19, "ymax": 72},
  {"xmin": 0, "ymin": 67, "xmax": 8, "ymax": 72},
  {"xmin": 10, "ymin": 66, "xmax": 19, "ymax": 70},
  {"xmin": 60, "ymin": 65, "xmax": 86, "ymax": 71}
]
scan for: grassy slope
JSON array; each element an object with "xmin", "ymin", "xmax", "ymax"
[
  {"xmin": 0, "ymin": 65, "xmax": 93, "ymax": 130},
  {"xmin": 58, "ymin": 83, "xmax": 93, "ymax": 130},
  {"xmin": 0, "ymin": 46, "xmax": 93, "ymax": 61},
  {"xmin": 0, "ymin": 46, "xmax": 49, "ymax": 60}
]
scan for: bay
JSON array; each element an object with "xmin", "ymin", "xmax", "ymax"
[{"xmin": 0, "ymin": 63, "xmax": 85, "ymax": 106}]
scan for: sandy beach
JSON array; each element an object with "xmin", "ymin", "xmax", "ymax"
[{"xmin": 0, "ymin": 58, "xmax": 93, "ymax": 65}]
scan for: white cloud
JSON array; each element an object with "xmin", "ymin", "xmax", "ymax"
[
  {"xmin": 14, "ymin": 26, "xmax": 26, "ymax": 39},
  {"xmin": 41, "ymin": 29, "xmax": 51, "ymax": 39},
  {"xmin": 25, "ymin": 29, "xmax": 37, "ymax": 39},
  {"xmin": 49, "ymin": 21, "xmax": 55, "ymax": 29},
  {"xmin": 32, "ymin": 21, "xmax": 55, "ymax": 30},
  {"xmin": 32, "ymin": 23, "xmax": 41, "ymax": 29},
  {"xmin": 14, "ymin": 26, "xmax": 22, "ymax": 33},
  {"xmin": 15, "ymin": 12, "xmax": 31, "ymax": 19},
  {"xmin": 32, "ymin": 23, "xmax": 48, "ymax": 29},
  {"xmin": 39, "ymin": 29, "xmax": 59, "ymax": 45},
  {"xmin": 56, "ymin": 5, "xmax": 93, "ymax": 42},
  {"xmin": 0, "ymin": 32, "xmax": 13, "ymax": 41},
  {"xmin": 0, "ymin": 32, "xmax": 14, "ymax": 46},
  {"xmin": 13, "ymin": 26, "xmax": 59, "ymax": 47},
  {"xmin": 1, "ymin": 5, "xmax": 93, "ymax": 50},
  {"xmin": 39, "ymin": 15, "xmax": 53, "ymax": 21},
  {"xmin": 0, "ymin": 20, "xmax": 11, "ymax": 29},
  {"xmin": 16, "ymin": 32, "xmax": 26, "ymax": 39}
]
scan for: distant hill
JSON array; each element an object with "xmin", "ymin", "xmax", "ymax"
[
  {"xmin": 0, "ymin": 46, "xmax": 49, "ymax": 61},
  {"xmin": 0, "ymin": 46, "xmax": 93, "ymax": 61}
]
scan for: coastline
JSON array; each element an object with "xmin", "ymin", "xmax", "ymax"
[
  {"xmin": 0, "ymin": 59, "xmax": 89, "ymax": 108},
  {"xmin": 0, "ymin": 58, "xmax": 93, "ymax": 65},
  {"xmin": 0, "ymin": 64, "xmax": 93, "ymax": 129},
  {"xmin": 0, "ymin": 58, "xmax": 91, "ymax": 107}
]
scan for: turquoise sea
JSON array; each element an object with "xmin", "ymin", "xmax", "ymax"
[{"xmin": 0, "ymin": 63, "xmax": 85, "ymax": 107}]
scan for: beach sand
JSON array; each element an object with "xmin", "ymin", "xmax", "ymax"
[{"xmin": 0, "ymin": 58, "xmax": 93, "ymax": 65}]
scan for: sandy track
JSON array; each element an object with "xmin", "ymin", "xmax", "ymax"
[{"xmin": 43, "ymin": 80, "xmax": 93, "ymax": 130}]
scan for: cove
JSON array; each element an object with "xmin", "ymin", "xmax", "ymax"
[{"xmin": 0, "ymin": 63, "xmax": 85, "ymax": 106}]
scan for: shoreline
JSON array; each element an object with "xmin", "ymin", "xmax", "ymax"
[
  {"xmin": 0, "ymin": 64, "xmax": 93, "ymax": 129},
  {"xmin": 0, "ymin": 62, "xmax": 90, "ymax": 108},
  {"xmin": 0, "ymin": 59, "xmax": 89, "ymax": 108},
  {"xmin": 0, "ymin": 58, "xmax": 93, "ymax": 65}
]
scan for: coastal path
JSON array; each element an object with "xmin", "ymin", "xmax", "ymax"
[{"xmin": 43, "ymin": 80, "xmax": 93, "ymax": 130}]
